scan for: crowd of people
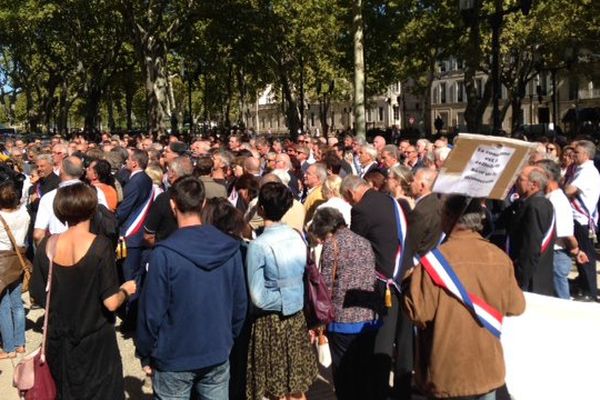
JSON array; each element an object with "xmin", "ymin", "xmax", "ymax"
[{"xmin": 0, "ymin": 128, "xmax": 597, "ymax": 400}]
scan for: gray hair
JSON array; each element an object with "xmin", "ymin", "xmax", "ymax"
[
  {"xmin": 527, "ymin": 166, "xmax": 549, "ymax": 192},
  {"xmin": 382, "ymin": 145, "xmax": 399, "ymax": 161},
  {"xmin": 62, "ymin": 156, "xmax": 84, "ymax": 179},
  {"xmin": 170, "ymin": 156, "xmax": 194, "ymax": 179},
  {"xmin": 271, "ymin": 169, "xmax": 290, "ymax": 186},
  {"xmin": 259, "ymin": 173, "xmax": 282, "ymax": 186},
  {"xmin": 311, "ymin": 163, "xmax": 328, "ymax": 183},
  {"xmin": 217, "ymin": 150, "xmax": 234, "ymax": 167},
  {"xmin": 443, "ymin": 195, "xmax": 485, "ymax": 232},
  {"xmin": 360, "ymin": 144, "xmax": 378, "ymax": 161},
  {"xmin": 340, "ymin": 175, "xmax": 368, "ymax": 198},
  {"xmin": 535, "ymin": 159, "xmax": 561, "ymax": 183},
  {"xmin": 414, "ymin": 168, "xmax": 438, "ymax": 191},
  {"xmin": 576, "ymin": 140, "xmax": 596, "ymax": 159},
  {"xmin": 36, "ymin": 153, "xmax": 53, "ymax": 164}
]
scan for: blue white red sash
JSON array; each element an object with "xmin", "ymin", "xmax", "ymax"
[
  {"xmin": 571, "ymin": 194, "xmax": 598, "ymax": 229},
  {"xmin": 124, "ymin": 192, "xmax": 155, "ymax": 238},
  {"xmin": 506, "ymin": 213, "xmax": 555, "ymax": 255},
  {"xmin": 420, "ymin": 249, "xmax": 503, "ymax": 338},
  {"xmin": 375, "ymin": 197, "xmax": 408, "ymax": 292}
]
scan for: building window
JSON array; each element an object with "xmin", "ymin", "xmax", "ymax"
[
  {"xmin": 310, "ymin": 113, "xmax": 315, "ymax": 127},
  {"xmin": 393, "ymin": 106, "xmax": 400, "ymax": 120},
  {"xmin": 367, "ymin": 108, "xmax": 372, "ymax": 122},
  {"xmin": 569, "ymin": 78, "xmax": 579, "ymax": 101},
  {"xmin": 378, "ymin": 107, "xmax": 384, "ymax": 121},
  {"xmin": 457, "ymin": 59, "xmax": 464, "ymax": 70},
  {"xmin": 457, "ymin": 81, "xmax": 464, "ymax": 102},
  {"xmin": 269, "ymin": 116, "xmax": 272, "ymax": 128},
  {"xmin": 261, "ymin": 118, "xmax": 265, "ymax": 128},
  {"xmin": 331, "ymin": 111, "xmax": 335, "ymax": 127},
  {"xmin": 277, "ymin": 116, "xmax": 280, "ymax": 128},
  {"xmin": 440, "ymin": 82, "xmax": 447, "ymax": 104},
  {"xmin": 433, "ymin": 85, "xmax": 439, "ymax": 104}
]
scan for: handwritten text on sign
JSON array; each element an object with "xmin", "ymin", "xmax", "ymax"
[{"xmin": 455, "ymin": 145, "xmax": 515, "ymax": 197}]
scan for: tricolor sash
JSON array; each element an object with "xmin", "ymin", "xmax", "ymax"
[
  {"xmin": 375, "ymin": 196, "xmax": 408, "ymax": 296},
  {"xmin": 123, "ymin": 191, "xmax": 155, "ymax": 238},
  {"xmin": 571, "ymin": 194, "xmax": 598, "ymax": 229},
  {"xmin": 506, "ymin": 213, "xmax": 555, "ymax": 256},
  {"xmin": 420, "ymin": 249, "xmax": 503, "ymax": 338}
]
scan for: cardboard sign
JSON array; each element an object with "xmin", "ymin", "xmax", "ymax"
[{"xmin": 433, "ymin": 133, "xmax": 537, "ymax": 200}]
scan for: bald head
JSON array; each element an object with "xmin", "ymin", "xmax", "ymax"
[
  {"xmin": 244, "ymin": 157, "xmax": 261, "ymax": 175},
  {"xmin": 411, "ymin": 168, "xmax": 437, "ymax": 198},
  {"xmin": 61, "ymin": 156, "xmax": 84, "ymax": 181}
]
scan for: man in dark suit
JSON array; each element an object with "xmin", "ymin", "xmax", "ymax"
[
  {"xmin": 342, "ymin": 175, "xmax": 401, "ymax": 400},
  {"xmin": 507, "ymin": 165, "xmax": 555, "ymax": 296},
  {"xmin": 358, "ymin": 144, "xmax": 380, "ymax": 178},
  {"xmin": 395, "ymin": 168, "xmax": 443, "ymax": 399},
  {"xmin": 116, "ymin": 149, "xmax": 154, "ymax": 326}
]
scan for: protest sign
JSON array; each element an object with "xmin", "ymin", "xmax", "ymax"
[{"xmin": 433, "ymin": 134, "xmax": 537, "ymax": 200}]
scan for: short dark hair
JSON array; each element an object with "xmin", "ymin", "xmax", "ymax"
[
  {"xmin": 234, "ymin": 174, "xmax": 259, "ymax": 199},
  {"xmin": 322, "ymin": 151, "xmax": 342, "ymax": 174},
  {"xmin": 131, "ymin": 149, "xmax": 149, "ymax": 170},
  {"xmin": 309, "ymin": 207, "xmax": 346, "ymax": 240},
  {"xmin": 201, "ymin": 197, "xmax": 245, "ymax": 237},
  {"xmin": 54, "ymin": 183, "xmax": 98, "ymax": 226},
  {"xmin": 0, "ymin": 181, "xmax": 19, "ymax": 209},
  {"xmin": 92, "ymin": 159, "xmax": 115, "ymax": 186},
  {"xmin": 194, "ymin": 155, "xmax": 214, "ymax": 176},
  {"xmin": 258, "ymin": 182, "xmax": 292, "ymax": 221},
  {"xmin": 170, "ymin": 176, "xmax": 205, "ymax": 215}
]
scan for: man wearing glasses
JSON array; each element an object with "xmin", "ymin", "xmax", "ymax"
[{"xmin": 51, "ymin": 143, "xmax": 67, "ymax": 175}]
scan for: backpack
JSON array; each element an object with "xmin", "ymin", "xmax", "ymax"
[{"xmin": 90, "ymin": 204, "xmax": 119, "ymax": 249}]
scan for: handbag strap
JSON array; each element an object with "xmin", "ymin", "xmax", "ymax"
[
  {"xmin": 0, "ymin": 213, "xmax": 27, "ymax": 270},
  {"xmin": 41, "ymin": 235, "xmax": 59, "ymax": 362}
]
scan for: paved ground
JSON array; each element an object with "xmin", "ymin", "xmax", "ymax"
[
  {"xmin": 1, "ymin": 261, "xmax": 598, "ymax": 400},
  {"xmin": 0, "ymin": 296, "xmax": 338, "ymax": 400}
]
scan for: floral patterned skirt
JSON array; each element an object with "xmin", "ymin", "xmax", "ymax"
[{"xmin": 246, "ymin": 311, "xmax": 318, "ymax": 400}]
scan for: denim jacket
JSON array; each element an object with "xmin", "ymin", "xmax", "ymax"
[{"xmin": 246, "ymin": 223, "xmax": 306, "ymax": 316}]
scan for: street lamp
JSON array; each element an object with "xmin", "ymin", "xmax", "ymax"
[{"xmin": 460, "ymin": 0, "xmax": 532, "ymax": 135}]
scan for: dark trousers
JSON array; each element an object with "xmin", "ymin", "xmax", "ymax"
[
  {"xmin": 573, "ymin": 221, "xmax": 597, "ymax": 299},
  {"xmin": 120, "ymin": 247, "xmax": 144, "ymax": 326},
  {"xmin": 329, "ymin": 330, "xmax": 377, "ymax": 400},
  {"xmin": 372, "ymin": 285, "xmax": 414, "ymax": 400}
]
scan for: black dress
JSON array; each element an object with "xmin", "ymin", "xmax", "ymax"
[{"xmin": 31, "ymin": 235, "xmax": 124, "ymax": 400}]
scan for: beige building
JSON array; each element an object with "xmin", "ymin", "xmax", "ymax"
[
  {"xmin": 430, "ymin": 58, "xmax": 600, "ymax": 134},
  {"xmin": 246, "ymin": 82, "xmax": 410, "ymax": 135}
]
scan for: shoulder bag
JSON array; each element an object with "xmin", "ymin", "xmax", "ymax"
[
  {"xmin": 303, "ymin": 230, "xmax": 339, "ymax": 329},
  {"xmin": 13, "ymin": 235, "xmax": 58, "ymax": 400},
  {"xmin": 0, "ymin": 213, "xmax": 32, "ymax": 293}
]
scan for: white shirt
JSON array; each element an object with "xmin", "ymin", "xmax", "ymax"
[
  {"xmin": 547, "ymin": 188, "xmax": 573, "ymax": 250},
  {"xmin": 34, "ymin": 180, "xmax": 108, "ymax": 234},
  {"xmin": 317, "ymin": 197, "xmax": 352, "ymax": 226},
  {"xmin": 0, "ymin": 206, "xmax": 30, "ymax": 250},
  {"xmin": 568, "ymin": 160, "xmax": 600, "ymax": 226}
]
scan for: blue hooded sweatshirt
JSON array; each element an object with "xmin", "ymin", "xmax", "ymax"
[{"xmin": 136, "ymin": 224, "xmax": 248, "ymax": 372}]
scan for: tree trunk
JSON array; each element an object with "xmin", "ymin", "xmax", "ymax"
[
  {"xmin": 224, "ymin": 64, "xmax": 233, "ymax": 128},
  {"xmin": 83, "ymin": 86, "xmax": 103, "ymax": 132},
  {"xmin": 144, "ymin": 48, "xmax": 169, "ymax": 134},
  {"xmin": 107, "ymin": 87, "xmax": 116, "ymax": 132},
  {"xmin": 353, "ymin": 0, "xmax": 366, "ymax": 139},
  {"xmin": 25, "ymin": 90, "xmax": 38, "ymax": 132}
]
